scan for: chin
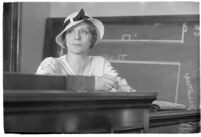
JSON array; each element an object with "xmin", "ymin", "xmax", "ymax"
[{"xmin": 71, "ymin": 50, "xmax": 88, "ymax": 55}]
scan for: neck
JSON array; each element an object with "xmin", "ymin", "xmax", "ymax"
[{"xmin": 66, "ymin": 52, "xmax": 88, "ymax": 74}]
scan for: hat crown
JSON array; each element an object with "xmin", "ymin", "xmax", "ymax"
[{"xmin": 64, "ymin": 9, "xmax": 91, "ymax": 24}]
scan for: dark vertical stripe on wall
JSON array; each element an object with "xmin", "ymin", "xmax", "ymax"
[{"xmin": 3, "ymin": 2, "xmax": 22, "ymax": 72}]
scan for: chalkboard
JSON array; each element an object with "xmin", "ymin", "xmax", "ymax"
[{"xmin": 43, "ymin": 15, "xmax": 199, "ymax": 108}]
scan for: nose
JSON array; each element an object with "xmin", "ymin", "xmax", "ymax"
[{"xmin": 74, "ymin": 30, "xmax": 81, "ymax": 40}]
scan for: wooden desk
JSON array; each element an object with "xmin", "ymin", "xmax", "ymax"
[
  {"xmin": 4, "ymin": 90, "xmax": 157, "ymax": 133},
  {"xmin": 149, "ymin": 110, "xmax": 200, "ymax": 133}
]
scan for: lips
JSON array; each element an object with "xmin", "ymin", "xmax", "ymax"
[{"xmin": 72, "ymin": 43, "xmax": 81, "ymax": 45}]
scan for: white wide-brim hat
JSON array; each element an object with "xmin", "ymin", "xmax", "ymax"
[{"xmin": 55, "ymin": 9, "xmax": 104, "ymax": 48}]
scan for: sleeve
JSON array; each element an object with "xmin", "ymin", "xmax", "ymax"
[
  {"xmin": 103, "ymin": 59, "xmax": 120, "ymax": 79},
  {"xmin": 35, "ymin": 57, "xmax": 57, "ymax": 75},
  {"xmin": 103, "ymin": 58, "xmax": 136, "ymax": 92}
]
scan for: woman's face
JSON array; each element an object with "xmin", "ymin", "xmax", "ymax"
[{"xmin": 65, "ymin": 22, "xmax": 92, "ymax": 55}]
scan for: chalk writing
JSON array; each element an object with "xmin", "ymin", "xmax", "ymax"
[
  {"xmin": 133, "ymin": 33, "xmax": 138, "ymax": 39},
  {"xmin": 153, "ymin": 23, "xmax": 161, "ymax": 27},
  {"xmin": 183, "ymin": 23, "xmax": 188, "ymax": 33},
  {"xmin": 184, "ymin": 73, "xmax": 196, "ymax": 110},
  {"xmin": 101, "ymin": 54, "xmax": 128, "ymax": 61},
  {"xmin": 121, "ymin": 34, "xmax": 131, "ymax": 40},
  {"xmin": 102, "ymin": 23, "xmax": 187, "ymax": 44},
  {"xmin": 117, "ymin": 54, "xmax": 128, "ymax": 60},
  {"xmin": 193, "ymin": 24, "xmax": 199, "ymax": 37},
  {"xmin": 180, "ymin": 23, "xmax": 188, "ymax": 44}
]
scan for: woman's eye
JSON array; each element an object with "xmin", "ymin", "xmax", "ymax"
[
  {"xmin": 80, "ymin": 29, "xmax": 89, "ymax": 35},
  {"xmin": 67, "ymin": 28, "xmax": 90, "ymax": 35}
]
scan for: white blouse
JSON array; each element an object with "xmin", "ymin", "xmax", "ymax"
[{"xmin": 36, "ymin": 55, "xmax": 135, "ymax": 92}]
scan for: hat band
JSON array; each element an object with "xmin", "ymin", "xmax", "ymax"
[{"xmin": 63, "ymin": 8, "xmax": 90, "ymax": 28}]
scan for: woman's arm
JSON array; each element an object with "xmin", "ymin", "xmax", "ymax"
[{"xmin": 96, "ymin": 58, "xmax": 136, "ymax": 92}]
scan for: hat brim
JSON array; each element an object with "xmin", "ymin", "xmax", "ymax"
[{"xmin": 55, "ymin": 18, "xmax": 104, "ymax": 48}]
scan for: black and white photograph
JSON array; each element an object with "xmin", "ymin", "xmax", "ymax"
[{"xmin": 2, "ymin": 1, "xmax": 200, "ymax": 134}]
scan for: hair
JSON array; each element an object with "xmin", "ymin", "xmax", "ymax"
[{"xmin": 61, "ymin": 20, "xmax": 97, "ymax": 49}]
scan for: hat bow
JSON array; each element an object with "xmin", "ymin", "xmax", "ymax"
[{"xmin": 64, "ymin": 9, "xmax": 90, "ymax": 28}]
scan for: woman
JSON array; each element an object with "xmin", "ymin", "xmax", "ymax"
[{"xmin": 36, "ymin": 9, "xmax": 135, "ymax": 92}]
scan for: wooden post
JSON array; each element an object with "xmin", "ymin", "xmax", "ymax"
[{"xmin": 143, "ymin": 109, "xmax": 150, "ymax": 133}]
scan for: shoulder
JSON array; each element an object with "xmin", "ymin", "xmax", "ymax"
[
  {"xmin": 57, "ymin": 55, "xmax": 66, "ymax": 61},
  {"xmin": 89, "ymin": 56, "xmax": 112, "ymax": 67},
  {"xmin": 90, "ymin": 56, "xmax": 108, "ymax": 63},
  {"xmin": 36, "ymin": 57, "xmax": 59, "ymax": 74},
  {"xmin": 39, "ymin": 57, "xmax": 57, "ymax": 67},
  {"xmin": 89, "ymin": 56, "xmax": 113, "ymax": 69}
]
